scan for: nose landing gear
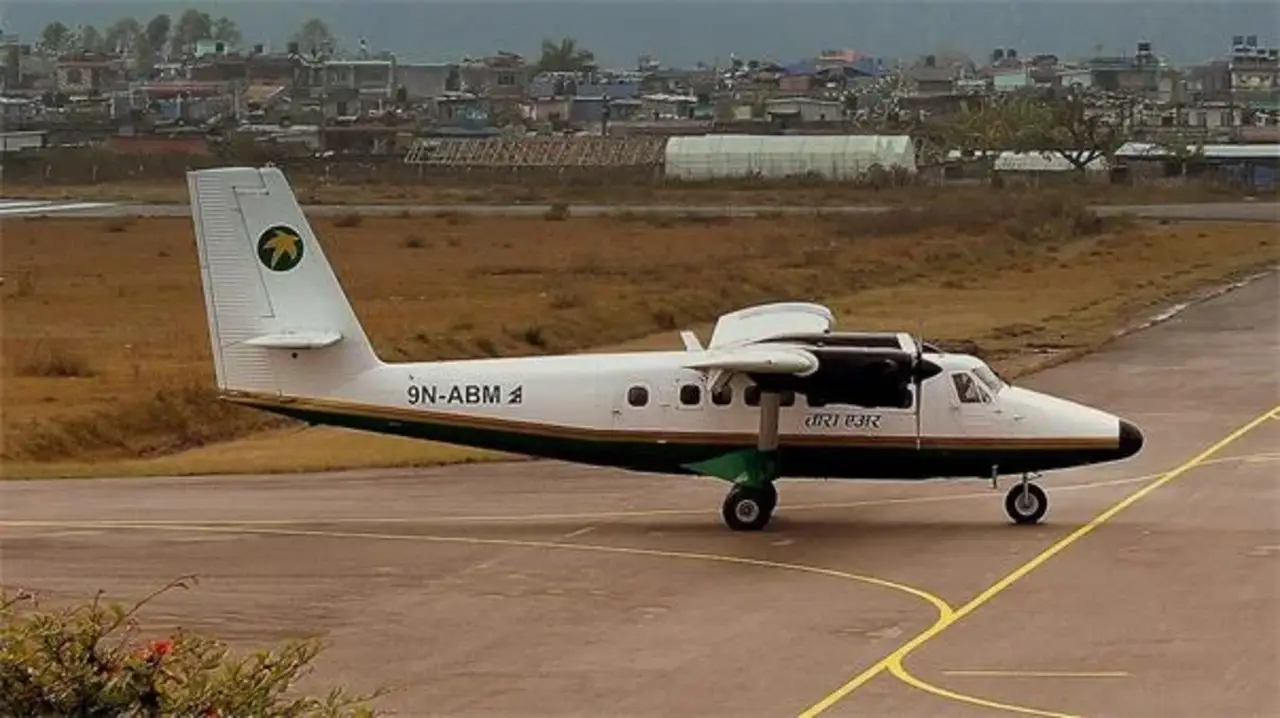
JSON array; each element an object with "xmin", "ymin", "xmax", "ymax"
[{"xmin": 1003, "ymin": 473, "xmax": 1048, "ymax": 525}]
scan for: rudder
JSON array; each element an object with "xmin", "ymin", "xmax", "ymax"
[{"xmin": 188, "ymin": 166, "xmax": 381, "ymax": 398}]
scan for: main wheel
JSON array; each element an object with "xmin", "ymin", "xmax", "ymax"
[
  {"xmin": 722, "ymin": 485, "xmax": 774, "ymax": 531},
  {"xmin": 1004, "ymin": 482, "xmax": 1048, "ymax": 525}
]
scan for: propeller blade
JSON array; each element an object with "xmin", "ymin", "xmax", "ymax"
[{"xmin": 913, "ymin": 323, "xmax": 924, "ymax": 450}]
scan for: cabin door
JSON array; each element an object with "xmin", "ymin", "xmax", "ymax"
[{"xmin": 947, "ymin": 371, "xmax": 997, "ymax": 437}]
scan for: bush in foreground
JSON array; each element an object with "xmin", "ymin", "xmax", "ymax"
[{"xmin": 0, "ymin": 576, "xmax": 387, "ymax": 717}]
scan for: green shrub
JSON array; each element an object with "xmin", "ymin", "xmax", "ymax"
[{"xmin": 0, "ymin": 576, "xmax": 388, "ymax": 717}]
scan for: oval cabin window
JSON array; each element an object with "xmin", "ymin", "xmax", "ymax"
[
  {"xmin": 679, "ymin": 384, "xmax": 702, "ymax": 406},
  {"xmin": 627, "ymin": 386, "xmax": 649, "ymax": 407}
]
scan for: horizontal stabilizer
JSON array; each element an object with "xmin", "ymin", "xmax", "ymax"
[
  {"xmin": 243, "ymin": 330, "xmax": 343, "ymax": 350},
  {"xmin": 684, "ymin": 345, "xmax": 819, "ymax": 376}
]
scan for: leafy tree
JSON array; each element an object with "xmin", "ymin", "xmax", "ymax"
[
  {"xmin": 104, "ymin": 17, "xmax": 143, "ymax": 54},
  {"xmin": 293, "ymin": 17, "xmax": 335, "ymax": 57},
  {"xmin": 172, "ymin": 9, "xmax": 213, "ymax": 54},
  {"xmin": 935, "ymin": 92, "xmax": 1047, "ymax": 181},
  {"xmin": 144, "ymin": 13, "xmax": 171, "ymax": 59},
  {"xmin": 536, "ymin": 37, "xmax": 595, "ymax": 72},
  {"xmin": 1, "ymin": 576, "xmax": 390, "ymax": 716},
  {"xmin": 38, "ymin": 21, "xmax": 73, "ymax": 56},
  {"xmin": 212, "ymin": 16, "xmax": 241, "ymax": 45},
  {"xmin": 1154, "ymin": 129, "xmax": 1207, "ymax": 177},
  {"xmin": 76, "ymin": 25, "xmax": 105, "ymax": 53}
]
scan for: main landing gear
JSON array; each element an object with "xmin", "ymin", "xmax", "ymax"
[
  {"xmin": 1001, "ymin": 471, "xmax": 1048, "ymax": 525},
  {"xmin": 721, "ymin": 389, "xmax": 784, "ymax": 532},
  {"xmin": 722, "ymin": 482, "xmax": 778, "ymax": 531}
]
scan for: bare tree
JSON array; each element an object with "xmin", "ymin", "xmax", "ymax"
[
  {"xmin": 293, "ymin": 18, "xmax": 335, "ymax": 57},
  {"xmin": 1024, "ymin": 90, "xmax": 1126, "ymax": 173}
]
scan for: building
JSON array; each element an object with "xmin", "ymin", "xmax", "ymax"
[
  {"xmin": 397, "ymin": 62, "xmax": 459, "ymax": 102},
  {"xmin": 1088, "ymin": 41, "xmax": 1161, "ymax": 96},
  {"xmin": 1115, "ymin": 141, "xmax": 1280, "ymax": 189},
  {"xmin": 458, "ymin": 52, "xmax": 531, "ymax": 102},
  {"xmin": 294, "ymin": 57, "xmax": 397, "ymax": 119},
  {"xmin": 54, "ymin": 52, "xmax": 126, "ymax": 96},
  {"xmin": 763, "ymin": 97, "xmax": 845, "ymax": 124},
  {"xmin": 1228, "ymin": 34, "xmax": 1280, "ymax": 111}
]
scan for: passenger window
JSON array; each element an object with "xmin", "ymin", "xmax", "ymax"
[
  {"xmin": 627, "ymin": 385, "xmax": 648, "ymax": 407},
  {"xmin": 951, "ymin": 372, "xmax": 989, "ymax": 404},
  {"xmin": 806, "ymin": 393, "xmax": 827, "ymax": 408},
  {"xmin": 711, "ymin": 385, "xmax": 732, "ymax": 406},
  {"xmin": 742, "ymin": 386, "xmax": 792, "ymax": 407},
  {"xmin": 679, "ymin": 384, "xmax": 701, "ymax": 406}
]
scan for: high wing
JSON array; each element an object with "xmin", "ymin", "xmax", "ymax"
[
  {"xmin": 706, "ymin": 302, "xmax": 835, "ymax": 349},
  {"xmin": 682, "ymin": 303, "xmax": 942, "ymax": 410}
]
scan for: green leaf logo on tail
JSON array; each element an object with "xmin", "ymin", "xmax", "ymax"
[{"xmin": 257, "ymin": 225, "xmax": 304, "ymax": 272}]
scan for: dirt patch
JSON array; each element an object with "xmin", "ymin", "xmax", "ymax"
[{"xmin": 2, "ymin": 196, "xmax": 1276, "ymax": 476}]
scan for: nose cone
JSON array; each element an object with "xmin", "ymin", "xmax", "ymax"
[{"xmin": 1118, "ymin": 419, "xmax": 1145, "ymax": 459}]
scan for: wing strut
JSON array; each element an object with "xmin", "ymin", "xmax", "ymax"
[{"xmin": 758, "ymin": 391, "xmax": 781, "ymax": 454}]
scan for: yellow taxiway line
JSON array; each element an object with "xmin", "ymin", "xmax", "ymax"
[
  {"xmin": 796, "ymin": 405, "xmax": 1279, "ymax": 718},
  {"xmin": 941, "ymin": 670, "xmax": 1131, "ymax": 678}
]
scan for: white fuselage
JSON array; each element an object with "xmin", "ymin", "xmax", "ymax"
[{"xmin": 230, "ymin": 346, "xmax": 1133, "ymax": 481}]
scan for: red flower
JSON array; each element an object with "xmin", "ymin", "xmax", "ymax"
[{"xmin": 149, "ymin": 639, "xmax": 174, "ymax": 658}]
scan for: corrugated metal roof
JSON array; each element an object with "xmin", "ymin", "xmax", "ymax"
[
  {"xmin": 993, "ymin": 151, "xmax": 1109, "ymax": 172},
  {"xmin": 1116, "ymin": 142, "xmax": 1280, "ymax": 160}
]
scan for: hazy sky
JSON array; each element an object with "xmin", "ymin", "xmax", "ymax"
[{"xmin": 2, "ymin": 1, "xmax": 1278, "ymax": 68}]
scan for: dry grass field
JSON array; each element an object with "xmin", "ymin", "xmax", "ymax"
[{"xmin": 2, "ymin": 192, "xmax": 1276, "ymax": 479}]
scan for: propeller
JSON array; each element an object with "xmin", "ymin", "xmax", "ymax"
[{"xmin": 911, "ymin": 320, "xmax": 925, "ymax": 450}]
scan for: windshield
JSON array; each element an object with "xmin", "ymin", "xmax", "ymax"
[{"xmin": 972, "ymin": 365, "xmax": 1007, "ymax": 393}]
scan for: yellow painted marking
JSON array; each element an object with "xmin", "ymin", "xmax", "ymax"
[
  {"xmin": 0, "ymin": 518, "xmax": 958, "ymax": 631},
  {"xmin": 940, "ymin": 670, "xmax": 1131, "ymax": 678},
  {"xmin": 6, "ymin": 452, "xmax": 1274, "ymax": 530},
  {"xmin": 890, "ymin": 660, "xmax": 1080, "ymax": 718},
  {"xmin": 797, "ymin": 406, "xmax": 1279, "ymax": 718}
]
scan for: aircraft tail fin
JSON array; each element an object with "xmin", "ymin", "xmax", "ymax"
[{"xmin": 187, "ymin": 166, "xmax": 381, "ymax": 397}]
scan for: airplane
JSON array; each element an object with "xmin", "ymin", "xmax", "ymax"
[{"xmin": 186, "ymin": 166, "xmax": 1145, "ymax": 532}]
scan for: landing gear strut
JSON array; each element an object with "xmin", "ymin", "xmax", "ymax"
[
  {"xmin": 1003, "ymin": 474, "xmax": 1048, "ymax": 525},
  {"xmin": 721, "ymin": 389, "xmax": 783, "ymax": 532}
]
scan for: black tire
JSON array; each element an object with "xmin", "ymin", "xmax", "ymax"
[
  {"xmin": 1004, "ymin": 483, "xmax": 1048, "ymax": 525},
  {"xmin": 758, "ymin": 481, "xmax": 778, "ymax": 514},
  {"xmin": 722, "ymin": 485, "xmax": 774, "ymax": 531}
]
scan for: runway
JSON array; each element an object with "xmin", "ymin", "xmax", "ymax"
[
  {"xmin": 1, "ymin": 272, "xmax": 1277, "ymax": 717},
  {"xmin": 0, "ymin": 198, "xmax": 119, "ymax": 217},
  {"xmin": 2, "ymin": 196, "xmax": 1277, "ymax": 222}
]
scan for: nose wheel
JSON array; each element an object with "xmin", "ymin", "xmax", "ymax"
[
  {"xmin": 1004, "ymin": 480, "xmax": 1048, "ymax": 525},
  {"xmin": 722, "ymin": 483, "xmax": 778, "ymax": 531}
]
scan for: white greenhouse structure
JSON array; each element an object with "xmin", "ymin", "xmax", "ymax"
[{"xmin": 662, "ymin": 134, "xmax": 918, "ymax": 181}]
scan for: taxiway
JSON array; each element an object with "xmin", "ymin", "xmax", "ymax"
[
  {"xmin": 1, "ymin": 272, "xmax": 1277, "ymax": 717},
  {"xmin": 1, "ymin": 196, "xmax": 1278, "ymax": 222}
]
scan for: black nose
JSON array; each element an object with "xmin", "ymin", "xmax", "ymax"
[{"xmin": 1118, "ymin": 419, "xmax": 1145, "ymax": 458}]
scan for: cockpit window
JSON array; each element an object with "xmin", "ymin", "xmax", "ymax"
[
  {"xmin": 951, "ymin": 372, "xmax": 991, "ymax": 404},
  {"xmin": 972, "ymin": 365, "xmax": 1006, "ymax": 394}
]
